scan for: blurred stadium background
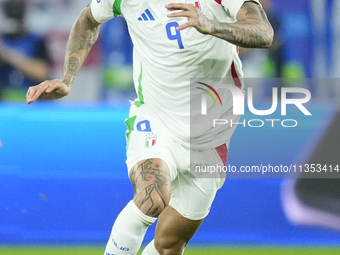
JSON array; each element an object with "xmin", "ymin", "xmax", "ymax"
[{"xmin": 1, "ymin": 0, "xmax": 340, "ymax": 254}]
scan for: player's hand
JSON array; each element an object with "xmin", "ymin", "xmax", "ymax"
[
  {"xmin": 166, "ymin": 3, "xmax": 213, "ymax": 35},
  {"xmin": 26, "ymin": 79, "xmax": 70, "ymax": 104}
]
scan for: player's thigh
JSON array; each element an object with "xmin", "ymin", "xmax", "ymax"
[
  {"xmin": 129, "ymin": 158, "xmax": 172, "ymax": 216},
  {"xmin": 154, "ymin": 205, "xmax": 203, "ymax": 254},
  {"xmin": 125, "ymin": 106, "xmax": 179, "ymax": 184},
  {"xmin": 152, "ymin": 148, "xmax": 226, "ymax": 254},
  {"xmin": 125, "ymin": 107, "xmax": 182, "ymax": 216},
  {"xmin": 168, "ymin": 147, "xmax": 226, "ymax": 221}
]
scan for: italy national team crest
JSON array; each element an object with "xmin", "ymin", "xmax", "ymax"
[{"xmin": 145, "ymin": 133, "xmax": 157, "ymax": 148}]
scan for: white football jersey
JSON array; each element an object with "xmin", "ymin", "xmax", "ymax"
[{"xmin": 91, "ymin": 0, "xmax": 259, "ymax": 149}]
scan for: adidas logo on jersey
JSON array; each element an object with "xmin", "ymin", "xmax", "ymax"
[{"xmin": 138, "ymin": 9, "xmax": 155, "ymax": 21}]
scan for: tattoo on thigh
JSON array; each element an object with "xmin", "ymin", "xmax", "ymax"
[{"xmin": 130, "ymin": 159, "xmax": 171, "ymax": 216}]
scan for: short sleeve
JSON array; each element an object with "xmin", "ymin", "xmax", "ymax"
[
  {"xmin": 221, "ymin": 0, "xmax": 261, "ymax": 21},
  {"xmin": 91, "ymin": 0, "xmax": 116, "ymax": 24}
]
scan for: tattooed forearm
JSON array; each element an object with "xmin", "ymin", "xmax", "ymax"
[
  {"xmin": 62, "ymin": 57, "xmax": 79, "ymax": 87},
  {"xmin": 212, "ymin": 20, "xmax": 273, "ymax": 48},
  {"xmin": 211, "ymin": 1, "xmax": 274, "ymax": 48},
  {"xmin": 130, "ymin": 159, "xmax": 171, "ymax": 217},
  {"xmin": 61, "ymin": 7, "xmax": 100, "ymax": 87}
]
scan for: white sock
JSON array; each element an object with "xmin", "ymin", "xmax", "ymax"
[
  {"xmin": 142, "ymin": 239, "xmax": 186, "ymax": 255},
  {"xmin": 104, "ymin": 200, "xmax": 157, "ymax": 255},
  {"xmin": 141, "ymin": 240, "xmax": 160, "ymax": 255}
]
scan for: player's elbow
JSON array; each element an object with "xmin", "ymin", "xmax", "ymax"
[
  {"xmin": 243, "ymin": 21, "xmax": 274, "ymax": 49},
  {"xmin": 261, "ymin": 24, "xmax": 274, "ymax": 48},
  {"xmin": 261, "ymin": 37, "xmax": 273, "ymax": 49}
]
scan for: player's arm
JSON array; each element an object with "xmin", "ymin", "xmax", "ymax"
[
  {"xmin": 166, "ymin": 1, "xmax": 274, "ymax": 48},
  {"xmin": 26, "ymin": 5, "xmax": 100, "ymax": 104}
]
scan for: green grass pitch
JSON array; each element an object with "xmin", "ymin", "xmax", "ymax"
[{"xmin": 1, "ymin": 246, "xmax": 340, "ymax": 255}]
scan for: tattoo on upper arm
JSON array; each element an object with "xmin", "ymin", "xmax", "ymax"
[
  {"xmin": 241, "ymin": 1, "xmax": 269, "ymax": 21},
  {"xmin": 62, "ymin": 7, "xmax": 100, "ymax": 87},
  {"xmin": 86, "ymin": 5, "xmax": 101, "ymax": 26},
  {"xmin": 240, "ymin": 1, "xmax": 259, "ymax": 16}
]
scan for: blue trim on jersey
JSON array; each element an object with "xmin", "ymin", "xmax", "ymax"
[
  {"xmin": 145, "ymin": 9, "xmax": 155, "ymax": 20},
  {"xmin": 141, "ymin": 13, "xmax": 148, "ymax": 21}
]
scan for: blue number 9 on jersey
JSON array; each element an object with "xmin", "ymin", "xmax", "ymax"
[{"xmin": 166, "ymin": 22, "xmax": 184, "ymax": 49}]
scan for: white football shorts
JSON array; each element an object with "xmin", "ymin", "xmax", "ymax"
[{"xmin": 125, "ymin": 104, "xmax": 227, "ymax": 220}]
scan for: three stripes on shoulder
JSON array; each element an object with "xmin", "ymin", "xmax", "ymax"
[{"xmin": 138, "ymin": 9, "xmax": 155, "ymax": 21}]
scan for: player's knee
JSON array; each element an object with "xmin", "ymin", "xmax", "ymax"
[
  {"xmin": 134, "ymin": 193, "xmax": 169, "ymax": 217},
  {"xmin": 130, "ymin": 158, "xmax": 171, "ymax": 217},
  {"xmin": 149, "ymin": 195, "xmax": 168, "ymax": 217},
  {"xmin": 154, "ymin": 237, "xmax": 185, "ymax": 255}
]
